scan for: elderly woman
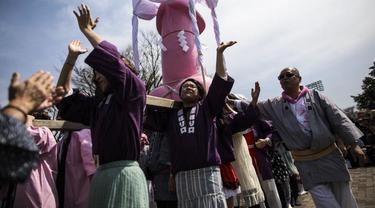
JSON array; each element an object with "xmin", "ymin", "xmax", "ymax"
[{"xmin": 146, "ymin": 41, "xmax": 237, "ymax": 208}]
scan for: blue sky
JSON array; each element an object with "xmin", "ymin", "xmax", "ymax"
[{"xmin": 1, "ymin": 0, "xmax": 374, "ymax": 109}]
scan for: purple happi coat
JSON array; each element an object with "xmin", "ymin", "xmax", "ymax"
[
  {"xmin": 58, "ymin": 40, "xmax": 146, "ymax": 164},
  {"xmin": 145, "ymin": 74, "xmax": 234, "ymax": 174}
]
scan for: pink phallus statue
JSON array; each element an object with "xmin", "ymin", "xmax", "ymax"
[{"xmin": 133, "ymin": 0, "xmax": 218, "ymax": 100}]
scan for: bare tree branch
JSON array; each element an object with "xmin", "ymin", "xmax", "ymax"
[{"xmin": 70, "ymin": 30, "xmax": 162, "ymax": 96}]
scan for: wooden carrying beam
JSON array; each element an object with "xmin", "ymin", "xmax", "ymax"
[
  {"xmin": 32, "ymin": 119, "xmax": 89, "ymax": 130},
  {"xmin": 146, "ymin": 95, "xmax": 181, "ymax": 109},
  {"xmin": 32, "ymin": 96, "xmax": 180, "ymax": 130}
]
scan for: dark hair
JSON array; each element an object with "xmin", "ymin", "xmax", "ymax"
[
  {"xmin": 179, "ymin": 78, "xmax": 206, "ymax": 101},
  {"xmin": 120, "ymin": 55, "xmax": 139, "ymax": 75}
]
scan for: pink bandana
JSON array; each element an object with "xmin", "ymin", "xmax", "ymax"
[{"xmin": 282, "ymin": 86, "xmax": 309, "ymax": 104}]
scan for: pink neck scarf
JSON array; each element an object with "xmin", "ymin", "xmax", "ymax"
[{"xmin": 282, "ymin": 86, "xmax": 309, "ymax": 104}]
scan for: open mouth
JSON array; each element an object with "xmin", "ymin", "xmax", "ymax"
[{"xmin": 184, "ymin": 89, "xmax": 194, "ymax": 94}]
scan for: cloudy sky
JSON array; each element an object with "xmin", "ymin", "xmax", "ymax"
[{"xmin": 0, "ymin": 0, "xmax": 374, "ymax": 109}]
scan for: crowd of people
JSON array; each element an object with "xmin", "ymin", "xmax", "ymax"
[{"xmin": 0, "ymin": 4, "xmax": 372, "ymax": 208}]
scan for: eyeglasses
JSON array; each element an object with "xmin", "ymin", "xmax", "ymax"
[{"xmin": 278, "ymin": 72, "xmax": 297, "ymax": 80}]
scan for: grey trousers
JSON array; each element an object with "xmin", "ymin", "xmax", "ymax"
[{"xmin": 309, "ymin": 182, "xmax": 358, "ymax": 208}]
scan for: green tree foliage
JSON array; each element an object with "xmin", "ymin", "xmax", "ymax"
[{"xmin": 352, "ymin": 62, "xmax": 375, "ymax": 110}]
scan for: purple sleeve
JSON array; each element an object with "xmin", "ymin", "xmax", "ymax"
[
  {"xmin": 85, "ymin": 41, "xmax": 144, "ymax": 100},
  {"xmin": 204, "ymin": 74, "xmax": 234, "ymax": 117},
  {"xmin": 230, "ymin": 105, "xmax": 259, "ymax": 134},
  {"xmin": 57, "ymin": 90, "xmax": 96, "ymax": 126}
]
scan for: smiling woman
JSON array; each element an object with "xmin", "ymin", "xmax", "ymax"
[
  {"xmin": 145, "ymin": 41, "xmax": 238, "ymax": 208},
  {"xmin": 179, "ymin": 78, "xmax": 206, "ymax": 106}
]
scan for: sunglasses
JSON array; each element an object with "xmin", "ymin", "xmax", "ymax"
[{"xmin": 278, "ymin": 72, "xmax": 297, "ymax": 80}]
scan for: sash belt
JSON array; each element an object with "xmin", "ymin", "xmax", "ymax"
[{"xmin": 292, "ymin": 143, "xmax": 337, "ymax": 161}]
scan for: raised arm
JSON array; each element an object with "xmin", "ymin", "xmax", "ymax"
[
  {"xmin": 3, "ymin": 71, "xmax": 53, "ymax": 122},
  {"xmin": 56, "ymin": 40, "xmax": 88, "ymax": 94},
  {"xmin": 73, "ymin": 4, "xmax": 101, "ymax": 47},
  {"xmin": 216, "ymin": 41, "xmax": 237, "ymax": 80},
  {"xmin": 203, "ymin": 41, "xmax": 237, "ymax": 116},
  {"xmin": 251, "ymin": 81, "xmax": 260, "ymax": 107}
]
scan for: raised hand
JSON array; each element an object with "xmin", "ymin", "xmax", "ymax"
[
  {"xmin": 90, "ymin": 16, "xmax": 100, "ymax": 30},
  {"xmin": 52, "ymin": 86, "xmax": 66, "ymax": 105},
  {"xmin": 68, "ymin": 40, "xmax": 88, "ymax": 56},
  {"xmin": 217, "ymin": 41, "xmax": 237, "ymax": 54},
  {"xmin": 8, "ymin": 71, "xmax": 54, "ymax": 114},
  {"xmin": 8, "ymin": 72, "xmax": 23, "ymax": 101},
  {"xmin": 216, "ymin": 41, "xmax": 237, "ymax": 79},
  {"xmin": 251, "ymin": 81, "xmax": 260, "ymax": 106},
  {"xmin": 73, "ymin": 4, "xmax": 99, "ymax": 32},
  {"xmin": 72, "ymin": 4, "xmax": 102, "ymax": 47}
]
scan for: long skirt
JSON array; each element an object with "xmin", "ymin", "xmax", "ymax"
[
  {"xmin": 231, "ymin": 133, "xmax": 265, "ymax": 206},
  {"xmin": 175, "ymin": 166, "xmax": 227, "ymax": 208},
  {"xmin": 88, "ymin": 160, "xmax": 148, "ymax": 208}
]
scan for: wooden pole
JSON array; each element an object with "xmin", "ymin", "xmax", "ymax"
[
  {"xmin": 146, "ymin": 95, "xmax": 181, "ymax": 109},
  {"xmin": 32, "ymin": 119, "xmax": 89, "ymax": 130},
  {"xmin": 32, "ymin": 95, "xmax": 180, "ymax": 130}
]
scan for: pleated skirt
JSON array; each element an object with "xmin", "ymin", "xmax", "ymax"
[{"xmin": 88, "ymin": 160, "xmax": 149, "ymax": 208}]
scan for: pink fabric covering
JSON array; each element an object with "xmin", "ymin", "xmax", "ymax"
[
  {"xmin": 63, "ymin": 129, "xmax": 96, "ymax": 208},
  {"xmin": 13, "ymin": 126, "xmax": 58, "ymax": 208},
  {"xmin": 281, "ymin": 86, "xmax": 309, "ymax": 104},
  {"xmin": 132, "ymin": 0, "xmax": 160, "ymax": 70},
  {"xmin": 133, "ymin": 0, "xmax": 159, "ymax": 20}
]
